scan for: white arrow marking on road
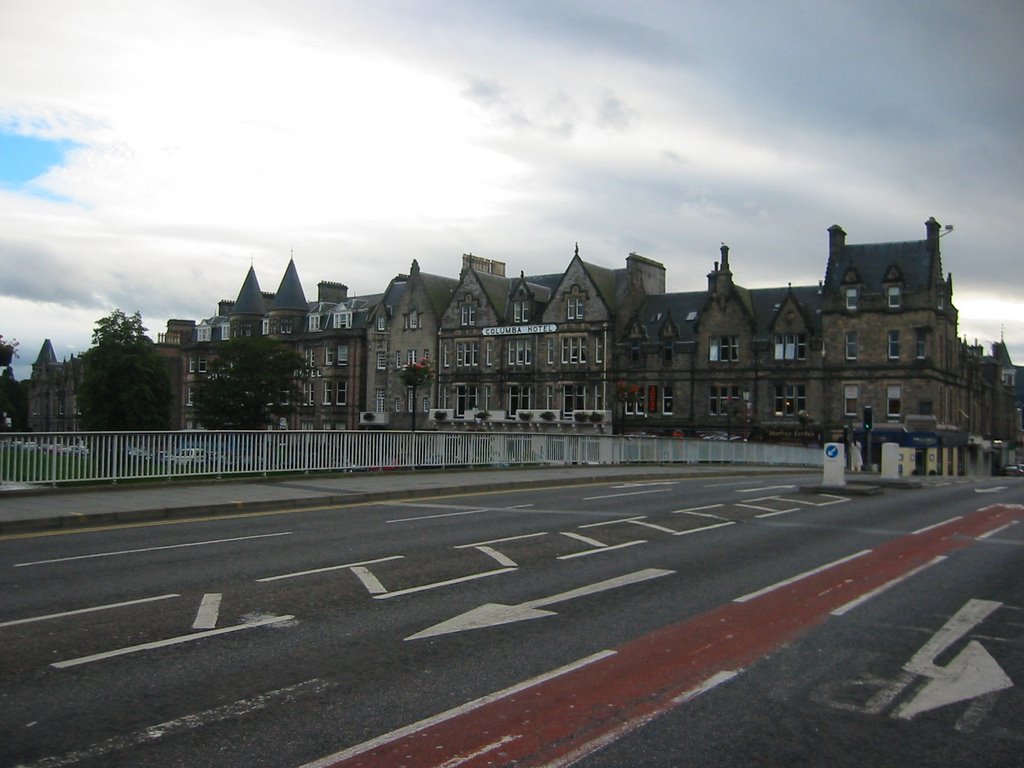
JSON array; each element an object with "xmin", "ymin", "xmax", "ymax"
[
  {"xmin": 895, "ymin": 599, "xmax": 1013, "ymax": 719},
  {"xmin": 405, "ymin": 568, "xmax": 674, "ymax": 640}
]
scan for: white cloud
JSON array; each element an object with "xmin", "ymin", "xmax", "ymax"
[{"xmin": 1, "ymin": 0, "xmax": 1022, "ymax": 375}]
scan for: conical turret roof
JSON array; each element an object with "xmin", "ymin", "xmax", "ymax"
[
  {"xmin": 231, "ymin": 266, "xmax": 265, "ymax": 316},
  {"xmin": 270, "ymin": 259, "xmax": 308, "ymax": 311}
]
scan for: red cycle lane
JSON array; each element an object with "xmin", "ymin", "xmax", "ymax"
[{"xmin": 303, "ymin": 504, "xmax": 1021, "ymax": 768}]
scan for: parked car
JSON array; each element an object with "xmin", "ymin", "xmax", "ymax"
[{"xmin": 1002, "ymin": 464, "xmax": 1024, "ymax": 476}]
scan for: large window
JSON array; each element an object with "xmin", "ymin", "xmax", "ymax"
[
  {"xmin": 887, "ymin": 384, "xmax": 902, "ymax": 417},
  {"xmin": 455, "ymin": 384, "xmax": 479, "ymax": 416},
  {"xmin": 561, "ymin": 336, "xmax": 588, "ymax": 365},
  {"xmin": 709, "ymin": 385, "xmax": 742, "ymax": 416},
  {"xmin": 376, "ymin": 351, "xmax": 386, "ymax": 370},
  {"xmin": 773, "ymin": 384, "xmax": 806, "ymax": 416},
  {"xmin": 845, "ymin": 331, "xmax": 858, "ymax": 360},
  {"xmin": 915, "ymin": 329, "xmax": 927, "ymax": 359},
  {"xmin": 457, "ymin": 341, "xmax": 480, "ymax": 367},
  {"xmin": 709, "ymin": 335, "xmax": 739, "ymax": 362},
  {"xmin": 844, "ymin": 384, "xmax": 858, "ymax": 416},
  {"xmin": 513, "ymin": 300, "xmax": 530, "ymax": 323},
  {"xmin": 507, "ymin": 384, "xmax": 532, "ymax": 414},
  {"xmin": 567, "ymin": 296, "xmax": 584, "ymax": 320},
  {"xmin": 562, "ymin": 383, "xmax": 586, "ymax": 415},
  {"xmin": 845, "ymin": 287, "xmax": 858, "ymax": 310},
  {"xmin": 773, "ymin": 333, "xmax": 807, "ymax": 361},
  {"xmin": 887, "ymin": 330, "xmax": 901, "ymax": 360},
  {"xmin": 508, "ymin": 338, "xmax": 532, "ymax": 366},
  {"xmin": 460, "ymin": 302, "xmax": 477, "ymax": 327}
]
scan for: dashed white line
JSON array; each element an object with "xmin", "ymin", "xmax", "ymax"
[
  {"xmin": 15, "ymin": 532, "xmax": 293, "ymax": 567},
  {"xmin": 558, "ymin": 541, "xmax": 647, "ymax": 560},
  {"xmin": 372, "ymin": 568, "xmax": 517, "ymax": 600},
  {"xmin": 297, "ymin": 651, "xmax": 617, "ymax": 768},
  {"xmin": 256, "ymin": 555, "xmax": 404, "ymax": 583},
  {"xmin": 0, "ymin": 594, "xmax": 180, "ymax": 629},
  {"xmin": 831, "ymin": 556, "xmax": 947, "ymax": 616},
  {"xmin": 734, "ymin": 550, "xmax": 871, "ymax": 603},
  {"xmin": 52, "ymin": 615, "xmax": 295, "ymax": 668}
]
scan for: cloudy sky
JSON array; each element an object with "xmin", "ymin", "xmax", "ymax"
[{"xmin": 2, "ymin": 0, "xmax": 1022, "ymax": 382}]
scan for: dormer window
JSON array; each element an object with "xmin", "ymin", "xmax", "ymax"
[
  {"xmin": 376, "ymin": 314, "xmax": 386, "ymax": 331},
  {"xmin": 332, "ymin": 311, "xmax": 352, "ymax": 329},
  {"xmin": 309, "ymin": 314, "xmax": 321, "ymax": 332},
  {"xmin": 513, "ymin": 300, "xmax": 530, "ymax": 323},
  {"xmin": 409, "ymin": 308, "xmax": 419, "ymax": 329},
  {"xmin": 460, "ymin": 301, "xmax": 477, "ymax": 327},
  {"xmin": 887, "ymin": 285, "xmax": 901, "ymax": 308},
  {"xmin": 567, "ymin": 297, "xmax": 584, "ymax": 321},
  {"xmin": 196, "ymin": 326, "xmax": 211, "ymax": 342},
  {"xmin": 845, "ymin": 287, "xmax": 859, "ymax": 310}
]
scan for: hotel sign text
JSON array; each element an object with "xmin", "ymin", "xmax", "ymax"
[{"xmin": 482, "ymin": 324, "xmax": 558, "ymax": 336}]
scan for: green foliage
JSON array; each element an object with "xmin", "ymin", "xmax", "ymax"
[
  {"xmin": 193, "ymin": 336, "xmax": 310, "ymax": 429},
  {"xmin": 78, "ymin": 310, "xmax": 173, "ymax": 430}
]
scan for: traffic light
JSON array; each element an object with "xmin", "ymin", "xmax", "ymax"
[{"xmin": 863, "ymin": 405, "xmax": 873, "ymax": 431}]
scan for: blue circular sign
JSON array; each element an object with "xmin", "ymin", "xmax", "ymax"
[{"xmin": 825, "ymin": 444, "xmax": 839, "ymax": 459}]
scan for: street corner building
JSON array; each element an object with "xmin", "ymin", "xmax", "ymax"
[{"xmin": 28, "ymin": 218, "xmax": 1021, "ymax": 476}]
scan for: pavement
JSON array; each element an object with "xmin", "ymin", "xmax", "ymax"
[{"xmin": 0, "ymin": 464, "xmax": 819, "ymax": 535}]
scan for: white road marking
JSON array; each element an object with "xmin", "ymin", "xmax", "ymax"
[
  {"xmin": 557, "ymin": 541, "xmax": 647, "ymax": 560},
  {"xmin": 297, "ymin": 651, "xmax": 617, "ymax": 768},
  {"xmin": 671, "ymin": 504, "xmax": 726, "ymax": 518},
  {"xmin": 560, "ymin": 531, "xmax": 609, "ymax": 548},
  {"xmin": 831, "ymin": 556, "xmax": 947, "ymax": 616},
  {"xmin": 15, "ymin": 532, "xmax": 293, "ymax": 567},
  {"xmin": 373, "ymin": 567, "xmax": 517, "ymax": 600},
  {"xmin": 734, "ymin": 550, "xmax": 872, "ymax": 603},
  {"xmin": 192, "ymin": 593, "xmax": 222, "ymax": 630},
  {"xmin": 673, "ymin": 521, "xmax": 737, "ymax": 536},
  {"xmin": 256, "ymin": 555, "xmax": 404, "ymax": 582},
  {"xmin": 582, "ymin": 488, "xmax": 675, "ymax": 500},
  {"xmin": 0, "ymin": 594, "xmax": 179, "ymax": 629},
  {"xmin": 454, "ymin": 532, "xmax": 548, "ymax": 548},
  {"xmin": 387, "ymin": 509, "xmax": 488, "ymax": 523},
  {"xmin": 912, "ymin": 516, "xmax": 963, "ymax": 535},
  {"xmin": 407, "ymin": 569, "xmax": 673, "ymax": 640},
  {"xmin": 350, "ymin": 566, "xmax": 388, "ymax": 595},
  {"xmin": 52, "ymin": 615, "xmax": 295, "ymax": 668},
  {"xmin": 21, "ymin": 679, "xmax": 331, "ymax": 768},
  {"xmin": 475, "ymin": 545, "xmax": 518, "ymax": 568},
  {"xmin": 736, "ymin": 485, "xmax": 797, "ymax": 493},
  {"xmin": 552, "ymin": 669, "xmax": 739, "ymax": 768},
  {"xmin": 437, "ymin": 735, "xmax": 521, "ymax": 768},
  {"xmin": 896, "ymin": 599, "xmax": 1013, "ymax": 719},
  {"xmin": 978, "ymin": 520, "xmax": 1019, "ymax": 539},
  {"xmin": 753, "ymin": 508, "xmax": 799, "ymax": 518}
]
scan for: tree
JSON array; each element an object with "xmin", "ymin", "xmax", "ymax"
[
  {"xmin": 193, "ymin": 336, "xmax": 310, "ymax": 430},
  {"xmin": 398, "ymin": 359, "xmax": 434, "ymax": 432},
  {"xmin": 78, "ymin": 310, "xmax": 173, "ymax": 430}
]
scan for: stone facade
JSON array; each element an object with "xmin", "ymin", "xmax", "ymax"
[{"xmin": 26, "ymin": 217, "xmax": 1020, "ymax": 474}]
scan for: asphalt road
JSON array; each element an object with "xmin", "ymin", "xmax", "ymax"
[{"xmin": 1, "ymin": 471, "xmax": 1022, "ymax": 767}]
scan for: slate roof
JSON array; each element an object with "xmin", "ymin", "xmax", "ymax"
[
  {"xmin": 231, "ymin": 266, "xmax": 265, "ymax": 316},
  {"xmin": 827, "ymin": 239, "xmax": 934, "ymax": 293},
  {"xmin": 34, "ymin": 339, "xmax": 57, "ymax": 366},
  {"xmin": 270, "ymin": 259, "xmax": 308, "ymax": 311}
]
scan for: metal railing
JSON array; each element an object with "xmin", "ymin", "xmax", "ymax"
[{"xmin": 0, "ymin": 430, "xmax": 821, "ymax": 486}]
